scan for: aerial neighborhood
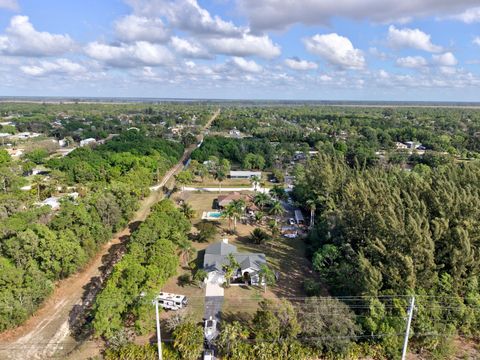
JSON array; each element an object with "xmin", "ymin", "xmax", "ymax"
[
  {"xmin": 1, "ymin": 101, "xmax": 480, "ymax": 360},
  {"xmin": 1, "ymin": 0, "xmax": 480, "ymax": 358}
]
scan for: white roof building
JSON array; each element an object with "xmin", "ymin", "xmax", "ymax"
[
  {"xmin": 80, "ymin": 138, "xmax": 97, "ymax": 147},
  {"xmin": 38, "ymin": 197, "xmax": 61, "ymax": 210},
  {"xmin": 229, "ymin": 170, "xmax": 262, "ymax": 179}
]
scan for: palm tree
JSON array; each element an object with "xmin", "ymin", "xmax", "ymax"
[
  {"xmin": 258, "ymin": 264, "xmax": 276, "ymax": 293},
  {"xmin": 250, "ymin": 227, "xmax": 270, "ymax": 245},
  {"xmin": 193, "ymin": 269, "xmax": 208, "ymax": 288},
  {"xmin": 180, "ymin": 202, "xmax": 196, "ymax": 221},
  {"xmin": 253, "ymin": 192, "xmax": 270, "ymax": 210},
  {"xmin": 269, "ymin": 200, "xmax": 284, "ymax": 225},
  {"xmin": 215, "ymin": 167, "xmax": 226, "ymax": 193},
  {"xmin": 267, "ymin": 219, "xmax": 280, "ymax": 238},
  {"xmin": 32, "ymin": 175, "xmax": 44, "ymax": 201},
  {"xmin": 229, "ymin": 199, "xmax": 245, "ymax": 231},
  {"xmin": 250, "ymin": 175, "xmax": 261, "ymax": 191},
  {"xmin": 178, "ymin": 239, "xmax": 196, "ymax": 267},
  {"xmin": 306, "ymin": 199, "xmax": 316, "ymax": 228},
  {"xmin": 221, "ymin": 205, "xmax": 235, "ymax": 232},
  {"xmin": 269, "ymin": 185, "xmax": 287, "ymax": 201},
  {"xmin": 254, "ymin": 210, "xmax": 265, "ymax": 225},
  {"xmin": 223, "ymin": 253, "xmax": 240, "ymax": 287}
]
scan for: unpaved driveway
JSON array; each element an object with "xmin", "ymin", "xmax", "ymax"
[{"xmin": 0, "ymin": 109, "xmax": 220, "ymax": 360}]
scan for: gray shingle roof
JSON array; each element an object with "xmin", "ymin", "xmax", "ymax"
[
  {"xmin": 205, "ymin": 242, "xmax": 237, "ymax": 255},
  {"xmin": 203, "ymin": 242, "xmax": 266, "ymax": 273}
]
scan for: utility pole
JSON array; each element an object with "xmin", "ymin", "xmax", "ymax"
[
  {"xmin": 401, "ymin": 296, "xmax": 415, "ymax": 360},
  {"xmin": 154, "ymin": 299, "xmax": 163, "ymax": 360}
]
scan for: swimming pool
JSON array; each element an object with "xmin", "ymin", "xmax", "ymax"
[
  {"xmin": 207, "ymin": 211, "xmax": 222, "ymax": 218},
  {"xmin": 202, "ymin": 211, "xmax": 223, "ymax": 220}
]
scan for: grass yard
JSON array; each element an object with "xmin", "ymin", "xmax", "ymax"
[
  {"xmin": 186, "ymin": 177, "xmax": 252, "ymax": 188},
  {"xmin": 174, "ymin": 191, "xmax": 313, "ymax": 317}
]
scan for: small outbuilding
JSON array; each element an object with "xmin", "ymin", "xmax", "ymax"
[{"xmin": 229, "ymin": 171, "xmax": 261, "ymax": 179}]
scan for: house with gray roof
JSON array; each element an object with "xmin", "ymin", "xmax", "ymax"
[{"xmin": 203, "ymin": 239, "xmax": 266, "ymax": 286}]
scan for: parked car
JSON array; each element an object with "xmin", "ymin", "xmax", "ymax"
[
  {"xmin": 288, "ymin": 218, "xmax": 296, "ymax": 225},
  {"xmin": 204, "ymin": 317, "xmax": 218, "ymax": 342},
  {"xmin": 203, "ymin": 349, "xmax": 215, "ymax": 360}
]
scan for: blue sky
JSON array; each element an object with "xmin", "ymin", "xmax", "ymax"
[{"xmin": 0, "ymin": 0, "xmax": 479, "ymax": 100}]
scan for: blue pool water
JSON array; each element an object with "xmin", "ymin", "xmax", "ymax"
[{"xmin": 208, "ymin": 211, "xmax": 222, "ymax": 218}]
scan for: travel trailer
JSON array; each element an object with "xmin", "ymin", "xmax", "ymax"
[{"xmin": 157, "ymin": 292, "xmax": 188, "ymax": 310}]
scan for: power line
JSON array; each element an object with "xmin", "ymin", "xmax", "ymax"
[{"xmin": 1, "ymin": 331, "xmax": 478, "ymax": 350}]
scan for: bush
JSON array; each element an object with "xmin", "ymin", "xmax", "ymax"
[
  {"xmin": 196, "ymin": 221, "xmax": 217, "ymax": 242},
  {"xmin": 177, "ymin": 273, "xmax": 191, "ymax": 287},
  {"xmin": 303, "ymin": 279, "xmax": 322, "ymax": 296},
  {"xmin": 250, "ymin": 227, "xmax": 270, "ymax": 244}
]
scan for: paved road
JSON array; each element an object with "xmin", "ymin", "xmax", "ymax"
[
  {"xmin": 0, "ymin": 108, "xmax": 221, "ymax": 360},
  {"xmin": 183, "ymin": 186, "xmax": 270, "ymax": 193},
  {"xmin": 204, "ymin": 297, "xmax": 224, "ymax": 322}
]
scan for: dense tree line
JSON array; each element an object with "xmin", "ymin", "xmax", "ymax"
[
  {"xmin": 0, "ymin": 132, "xmax": 183, "ymax": 331},
  {"xmin": 92, "ymin": 199, "xmax": 191, "ymax": 338},
  {"xmin": 1, "ymin": 102, "xmax": 212, "ymax": 143},
  {"xmin": 211, "ymin": 106, "xmax": 480, "ymax": 159},
  {"xmin": 47, "ymin": 131, "xmax": 183, "ymax": 185},
  {"xmin": 191, "ymin": 136, "xmax": 274, "ymax": 168},
  {"xmin": 294, "ymin": 154, "xmax": 480, "ymax": 358}
]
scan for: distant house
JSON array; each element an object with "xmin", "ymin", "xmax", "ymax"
[
  {"xmin": 80, "ymin": 138, "xmax": 96, "ymax": 147},
  {"xmin": 13, "ymin": 132, "xmax": 41, "ymax": 140},
  {"xmin": 405, "ymin": 141, "xmax": 422, "ymax": 149},
  {"xmin": 217, "ymin": 192, "xmax": 253, "ymax": 208},
  {"xmin": 203, "ymin": 239, "xmax": 266, "ymax": 286},
  {"xmin": 38, "ymin": 197, "xmax": 61, "ymax": 210},
  {"xmin": 395, "ymin": 142, "xmax": 408, "ymax": 150},
  {"xmin": 229, "ymin": 170, "xmax": 261, "ymax": 179},
  {"xmin": 229, "ymin": 129, "xmax": 241, "ymax": 138},
  {"xmin": 293, "ymin": 152, "xmax": 307, "ymax": 161}
]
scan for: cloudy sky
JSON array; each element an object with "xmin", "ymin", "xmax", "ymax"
[{"xmin": 0, "ymin": 0, "xmax": 479, "ymax": 100}]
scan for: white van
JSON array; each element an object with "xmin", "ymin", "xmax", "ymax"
[{"xmin": 157, "ymin": 292, "xmax": 188, "ymax": 310}]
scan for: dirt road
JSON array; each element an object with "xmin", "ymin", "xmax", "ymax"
[{"xmin": 0, "ymin": 109, "xmax": 220, "ymax": 360}]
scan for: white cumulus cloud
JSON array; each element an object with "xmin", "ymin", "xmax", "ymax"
[
  {"xmin": 115, "ymin": 15, "xmax": 170, "ymax": 43},
  {"xmin": 303, "ymin": 33, "xmax": 365, "ymax": 70},
  {"xmin": 230, "ymin": 57, "xmax": 263, "ymax": 73},
  {"xmin": 284, "ymin": 57, "xmax": 318, "ymax": 70},
  {"xmin": 0, "ymin": 15, "xmax": 74, "ymax": 57},
  {"xmin": 396, "ymin": 56, "xmax": 428, "ymax": 68},
  {"xmin": 238, "ymin": 0, "xmax": 480, "ymax": 31},
  {"xmin": 85, "ymin": 41, "xmax": 174, "ymax": 67},
  {"xmin": 432, "ymin": 52, "xmax": 458, "ymax": 66},
  {"xmin": 387, "ymin": 25, "xmax": 442, "ymax": 52},
  {"xmin": 473, "ymin": 37, "xmax": 480, "ymax": 46},
  {"xmin": 204, "ymin": 33, "xmax": 281, "ymax": 59},
  {"xmin": 446, "ymin": 7, "xmax": 480, "ymax": 23},
  {"xmin": 170, "ymin": 36, "xmax": 211, "ymax": 58},
  {"xmin": 20, "ymin": 59, "xmax": 86, "ymax": 76},
  {"xmin": 125, "ymin": 0, "xmax": 243, "ymax": 37}
]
